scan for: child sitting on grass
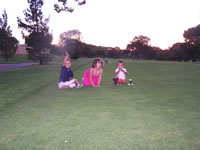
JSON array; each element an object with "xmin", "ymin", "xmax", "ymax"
[
  {"xmin": 58, "ymin": 52, "xmax": 83, "ymax": 89},
  {"xmin": 83, "ymin": 58, "xmax": 104, "ymax": 88},
  {"xmin": 113, "ymin": 60, "xmax": 127, "ymax": 84}
]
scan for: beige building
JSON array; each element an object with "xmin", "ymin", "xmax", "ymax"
[
  {"xmin": 15, "ymin": 44, "xmax": 28, "ymax": 55},
  {"xmin": 15, "ymin": 44, "xmax": 50, "ymax": 55}
]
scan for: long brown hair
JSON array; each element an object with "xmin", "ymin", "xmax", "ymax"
[
  {"xmin": 117, "ymin": 60, "xmax": 124, "ymax": 65},
  {"xmin": 92, "ymin": 58, "xmax": 104, "ymax": 68}
]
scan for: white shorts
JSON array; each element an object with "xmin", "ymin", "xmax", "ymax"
[{"xmin": 58, "ymin": 79, "xmax": 76, "ymax": 89}]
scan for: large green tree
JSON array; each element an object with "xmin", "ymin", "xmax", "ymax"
[
  {"xmin": 126, "ymin": 35, "xmax": 155, "ymax": 59},
  {"xmin": 183, "ymin": 24, "xmax": 200, "ymax": 60},
  {"xmin": 59, "ymin": 29, "xmax": 84, "ymax": 59},
  {"xmin": 17, "ymin": 0, "xmax": 52, "ymax": 64},
  {"xmin": 0, "ymin": 10, "xmax": 18, "ymax": 62},
  {"xmin": 59, "ymin": 29, "xmax": 82, "ymax": 47},
  {"xmin": 183, "ymin": 24, "xmax": 200, "ymax": 45}
]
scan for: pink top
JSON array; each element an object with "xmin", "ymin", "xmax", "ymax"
[{"xmin": 83, "ymin": 68, "xmax": 99, "ymax": 86}]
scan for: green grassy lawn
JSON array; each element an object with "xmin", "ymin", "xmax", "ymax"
[
  {"xmin": 0, "ymin": 58, "xmax": 200, "ymax": 150},
  {"xmin": 0, "ymin": 55, "xmax": 34, "ymax": 64}
]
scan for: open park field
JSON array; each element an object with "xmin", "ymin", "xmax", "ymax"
[{"xmin": 0, "ymin": 57, "xmax": 200, "ymax": 150}]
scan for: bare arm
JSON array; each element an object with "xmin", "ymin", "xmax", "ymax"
[
  {"xmin": 116, "ymin": 68, "xmax": 127, "ymax": 75},
  {"xmin": 64, "ymin": 51, "xmax": 69, "ymax": 61},
  {"xmin": 89, "ymin": 68, "xmax": 96, "ymax": 87},
  {"xmin": 97, "ymin": 69, "xmax": 103, "ymax": 87},
  {"xmin": 121, "ymin": 68, "xmax": 127, "ymax": 75},
  {"xmin": 62, "ymin": 51, "xmax": 69, "ymax": 66},
  {"xmin": 115, "ymin": 68, "xmax": 120, "ymax": 75}
]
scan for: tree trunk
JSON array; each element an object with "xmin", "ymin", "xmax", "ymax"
[
  {"xmin": 5, "ymin": 56, "xmax": 8, "ymax": 62},
  {"xmin": 5, "ymin": 50, "xmax": 8, "ymax": 62},
  {"xmin": 39, "ymin": 49, "xmax": 43, "ymax": 65}
]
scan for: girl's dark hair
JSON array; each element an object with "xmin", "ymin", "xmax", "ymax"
[
  {"xmin": 92, "ymin": 58, "xmax": 104, "ymax": 68},
  {"xmin": 117, "ymin": 60, "xmax": 124, "ymax": 65}
]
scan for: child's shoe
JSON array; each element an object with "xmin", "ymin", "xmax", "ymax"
[
  {"xmin": 113, "ymin": 78, "xmax": 118, "ymax": 85},
  {"xmin": 76, "ymin": 83, "xmax": 84, "ymax": 88}
]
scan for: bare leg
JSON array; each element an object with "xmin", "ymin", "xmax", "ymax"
[
  {"xmin": 122, "ymin": 79, "xmax": 127, "ymax": 84},
  {"xmin": 60, "ymin": 85, "xmax": 69, "ymax": 88},
  {"xmin": 74, "ymin": 79, "xmax": 79, "ymax": 85}
]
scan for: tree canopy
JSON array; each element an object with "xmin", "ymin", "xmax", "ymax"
[
  {"xmin": 54, "ymin": 0, "xmax": 86, "ymax": 13},
  {"xmin": 0, "ymin": 10, "xmax": 18, "ymax": 62},
  {"xmin": 17, "ymin": 0, "xmax": 52, "ymax": 64},
  {"xmin": 126, "ymin": 35, "xmax": 154, "ymax": 59},
  {"xmin": 59, "ymin": 29, "xmax": 82, "ymax": 47},
  {"xmin": 183, "ymin": 24, "xmax": 200, "ymax": 46},
  {"xmin": 182, "ymin": 24, "xmax": 200, "ymax": 61}
]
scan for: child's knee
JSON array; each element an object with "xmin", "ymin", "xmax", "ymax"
[
  {"xmin": 69, "ymin": 83, "xmax": 76, "ymax": 88},
  {"xmin": 122, "ymin": 79, "xmax": 127, "ymax": 83},
  {"xmin": 117, "ymin": 78, "xmax": 122, "ymax": 83}
]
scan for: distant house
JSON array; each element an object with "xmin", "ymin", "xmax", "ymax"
[
  {"xmin": 114, "ymin": 47, "xmax": 121, "ymax": 50},
  {"xmin": 15, "ymin": 44, "xmax": 28, "ymax": 55},
  {"xmin": 15, "ymin": 44, "xmax": 50, "ymax": 55},
  {"xmin": 106, "ymin": 47, "xmax": 113, "ymax": 51},
  {"xmin": 106, "ymin": 47, "xmax": 121, "ymax": 51}
]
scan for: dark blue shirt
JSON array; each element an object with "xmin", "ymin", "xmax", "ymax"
[{"xmin": 59, "ymin": 66, "xmax": 74, "ymax": 82}]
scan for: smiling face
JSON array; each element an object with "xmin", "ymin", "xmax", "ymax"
[
  {"xmin": 96, "ymin": 61, "xmax": 102, "ymax": 70},
  {"xmin": 64, "ymin": 60, "xmax": 71, "ymax": 68},
  {"xmin": 92, "ymin": 58, "xmax": 104, "ymax": 69}
]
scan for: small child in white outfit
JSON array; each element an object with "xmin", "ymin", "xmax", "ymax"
[{"xmin": 113, "ymin": 60, "xmax": 127, "ymax": 84}]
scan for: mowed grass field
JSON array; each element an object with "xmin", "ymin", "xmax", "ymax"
[
  {"xmin": 0, "ymin": 57, "xmax": 200, "ymax": 150},
  {"xmin": 0, "ymin": 55, "xmax": 34, "ymax": 64}
]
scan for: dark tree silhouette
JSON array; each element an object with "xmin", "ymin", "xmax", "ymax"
[
  {"xmin": 183, "ymin": 24, "xmax": 200, "ymax": 60},
  {"xmin": 184, "ymin": 24, "xmax": 200, "ymax": 45},
  {"xmin": 17, "ymin": 0, "xmax": 52, "ymax": 64},
  {"xmin": 126, "ymin": 35, "xmax": 155, "ymax": 59},
  {"xmin": 54, "ymin": 0, "xmax": 86, "ymax": 13},
  {"xmin": 0, "ymin": 10, "xmax": 18, "ymax": 62},
  {"xmin": 59, "ymin": 29, "xmax": 82, "ymax": 47}
]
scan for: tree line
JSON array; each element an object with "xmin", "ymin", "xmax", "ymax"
[
  {"xmin": 0, "ymin": 0, "xmax": 200, "ymax": 63},
  {"xmin": 54, "ymin": 32, "xmax": 200, "ymax": 62}
]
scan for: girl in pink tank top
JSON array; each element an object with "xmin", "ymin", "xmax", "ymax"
[{"xmin": 83, "ymin": 58, "xmax": 104, "ymax": 87}]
